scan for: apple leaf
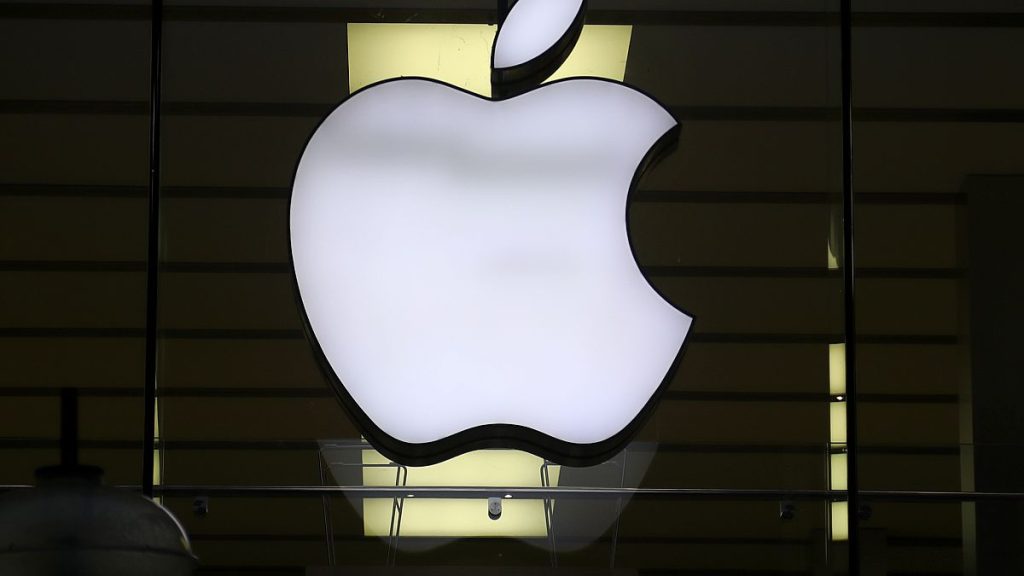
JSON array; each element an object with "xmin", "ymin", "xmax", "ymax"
[{"xmin": 492, "ymin": 0, "xmax": 585, "ymax": 72}]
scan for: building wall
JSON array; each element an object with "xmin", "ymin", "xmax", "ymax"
[{"xmin": 1, "ymin": 1, "xmax": 1023, "ymax": 573}]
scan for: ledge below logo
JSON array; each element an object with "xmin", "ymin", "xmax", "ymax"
[{"xmin": 289, "ymin": 0, "xmax": 693, "ymax": 466}]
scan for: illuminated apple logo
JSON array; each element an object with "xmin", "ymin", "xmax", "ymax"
[{"xmin": 290, "ymin": 0, "xmax": 693, "ymax": 466}]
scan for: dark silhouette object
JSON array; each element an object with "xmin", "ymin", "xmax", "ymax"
[{"xmin": 0, "ymin": 389, "xmax": 196, "ymax": 575}]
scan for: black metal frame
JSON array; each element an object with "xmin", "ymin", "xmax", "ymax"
[
  {"xmin": 142, "ymin": 0, "xmax": 163, "ymax": 499},
  {"xmin": 839, "ymin": 0, "xmax": 860, "ymax": 572}
]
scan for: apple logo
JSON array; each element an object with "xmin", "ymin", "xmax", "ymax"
[{"xmin": 290, "ymin": 0, "xmax": 693, "ymax": 466}]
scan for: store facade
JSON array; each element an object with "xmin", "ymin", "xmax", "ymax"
[{"xmin": 1, "ymin": 0, "xmax": 1023, "ymax": 574}]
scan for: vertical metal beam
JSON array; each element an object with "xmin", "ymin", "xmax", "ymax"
[
  {"xmin": 60, "ymin": 388, "xmax": 79, "ymax": 468},
  {"xmin": 317, "ymin": 451, "xmax": 337, "ymax": 566},
  {"xmin": 142, "ymin": 0, "xmax": 163, "ymax": 499},
  {"xmin": 840, "ymin": 0, "xmax": 860, "ymax": 573}
]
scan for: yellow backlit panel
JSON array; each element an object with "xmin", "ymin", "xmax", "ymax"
[
  {"xmin": 362, "ymin": 449, "xmax": 560, "ymax": 537},
  {"xmin": 346, "ymin": 18, "xmax": 626, "ymax": 538},
  {"xmin": 829, "ymin": 452, "xmax": 847, "ymax": 491},
  {"xmin": 547, "ymin": 25, "xmax": 632, "ymax": 83},
  {"xmin": 362, "ymin": 449, "xmax": 560, "ymax": 487},
  {"xmin": 830, "ymin": 402, "xmax": 847, "ymax": 444},
  {"xmin": 829, "ymin": 343, "xmax": 846, "ymax": 396},
  {"xmin": 348, "ymin": 24, "xmax": 494, "ymax": 96},
  {"xmin": 831, "ymin": 501, "xmax": 849, "ymax": 541},
  {"xmin": 364, "ymin": 498, "xmax": 550, "ymax": 537},
  {"xmin": 347, "ymin": 23, "xmax": 632, "ymax": 97},
  {"xmin": 827, "ymin": 244, "xmax": 839, "ymax": 270}
]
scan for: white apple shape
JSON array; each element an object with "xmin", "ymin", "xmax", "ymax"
[{"xmin": 290, "ymin": 0, "xmax": 692, "ymax": 465}]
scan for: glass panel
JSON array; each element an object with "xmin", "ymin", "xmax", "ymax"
[
  {"xmin": 856, "ymin": 497, "xmax": 1024, "ymax": 576},
  {"xmin": 0, "ymin": 0, "xmax": 857, "ymax": 573},
  {"xmin": 164, "ymin": 495, "xmax": 835, "ymax": 573},
  {"xmin": 5, "ymin": 0, "xmax": 1024, "ymax": 574},
  {"xmin": 151, "ymin": 0, "xmax": 845, "ymax": 571},
  {"xmin": 853, "ymin": 0, "xmax": 1024, "ymax": 572},
  {"xmin": 0, "ymin": 7, "xmax": 151, "ymax": 485},
  {"xmin": 853, "ymin": 4, "xmax": 1024, "ymax": 491},
  {"xmin": 157, "ymin": 0, "xmax": 841, "ymax": 483},
  {"xmin": 148, "ymin": 1, "xmax": 845, "ymax": 571}
]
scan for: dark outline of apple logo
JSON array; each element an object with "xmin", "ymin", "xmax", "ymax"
[{"xmin": 288, "ymin": 0, "xmax": 694, "ymax": 467}]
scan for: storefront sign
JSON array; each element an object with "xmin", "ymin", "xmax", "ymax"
[{"xmin": 290, "ymin": 0, "xmax": 692, "ymax": 465}]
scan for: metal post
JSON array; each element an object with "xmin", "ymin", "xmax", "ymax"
[
  {"xmin": 839, "ymin": 0, "xmax": 860, "ymax": 573},
  {"xmin": 60, "ymin": 388, "xmax": 79, "ymax": 468},
  {"xmin": 540, "ymin": 462, "xmax": 558, "ymax": 567},
  {"xmin": 317, "ymin": 451, "xmax": 337, "ymax": 566},
  {"xmin": 609, "ymin": 449, "xmax": 629, "ymax": 569},
  {"xmin": 142, "ymin": 0, "xmax": 164, "ymax": 499}
]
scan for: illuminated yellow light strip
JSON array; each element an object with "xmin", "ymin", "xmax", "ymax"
[
  {"xmin": 153, "ymin": 401, "xmax": 164, "ymax": 504},
  {"xmin": 347, "ymin": 23, "xmax": 633, "ymax": 96},
  {"xmin": 831, "ymin": 501, "xmax": 849, "ymax": 541},
  {"xmin": 829, "ymin": 452, "xmax": 847, "ymax": 491},
  {"xmin": 829, "ymin": 402, "xmax": 847, "ymax": 445},
  {"xmin": 829, "ymin": 343, "xmax": 846, "ymax": 397},
  {"xmin": 827, "ymin": 344, "xmax": 849, "ymax": 541}
]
